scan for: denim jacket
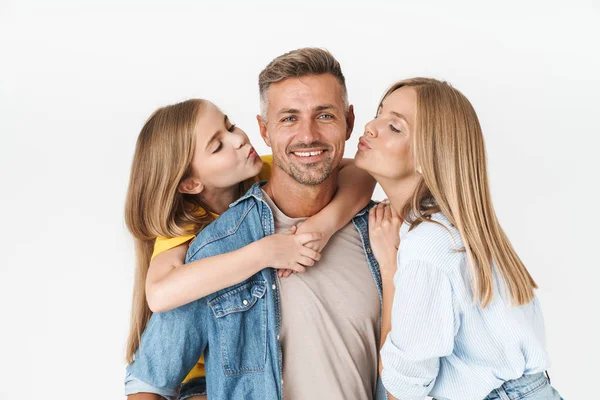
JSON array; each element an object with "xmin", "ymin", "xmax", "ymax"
[{"xmin": 125, "ymin": 183, "xmax": 388, "ymax": 400}]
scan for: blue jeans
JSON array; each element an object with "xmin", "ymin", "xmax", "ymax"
[
  {"xmin": 483, "ymin": 372, "xmax": 563, "ymax": 399},
  {"xmin": 178, "ymin": 377, "xmax": 206, "ymax": 400}
]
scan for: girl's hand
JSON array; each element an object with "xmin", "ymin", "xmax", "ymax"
[
  {"xmin": 261, "ymin": 226, "xmax": 323, "ymax": 275},
  {"xmin": 277, "ymin": 221, "xmax": 332, "ymax": 278},
  {"xmin": 368, "ymin": 201, "xmax": 402, "ymax": 277}
]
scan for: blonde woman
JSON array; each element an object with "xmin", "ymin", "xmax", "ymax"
[
  {"xmin": 124, "ymin": 99, "xmax": 375, "ymax": 399},
  {"xmin": 357, "ymin": 78, "xmax": 562, "ymax": 400}
]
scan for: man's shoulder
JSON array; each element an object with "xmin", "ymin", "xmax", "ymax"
[{"xmin": 185, "ymin": 198, "xmax": 263, "ymax": 262}]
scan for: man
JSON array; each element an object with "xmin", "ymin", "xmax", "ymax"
[{"xmin": 125, "ymin": 48, "xmax": 388, "ymax": 400}]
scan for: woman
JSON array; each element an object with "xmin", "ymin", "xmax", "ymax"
[{"xmin": 359, "ymin": 78, "xmax": 562, "ymax": 400}]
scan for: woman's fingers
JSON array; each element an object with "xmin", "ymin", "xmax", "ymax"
[{"xmin": 384, "ymin": 202, "xmax": 392, "ymax": 221}]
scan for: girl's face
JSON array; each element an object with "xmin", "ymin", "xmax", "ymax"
[
  {"xmin": 355, "ymin": 87, "xmax": 417, "ymax": 181},
  {"xmin": 182, "ymin": 102, "xmax": 263, "ymax": 194}
]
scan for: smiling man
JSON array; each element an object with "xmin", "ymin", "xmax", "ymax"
[{"xmin": 125, "ymin": 48, "xmax": 388, "ymax": 400}]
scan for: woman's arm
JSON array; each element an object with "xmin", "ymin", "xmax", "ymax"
[
  {"xmin": 368, "ymin": 202, "xmax": 401, "ymax": 400},
  {"xmin": 146, "ymin": 227, "xmax": 323, "ymax": 313}
]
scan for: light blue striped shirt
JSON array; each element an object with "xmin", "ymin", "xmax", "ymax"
[{"xmin": 380, "ymin": 213, "xmax": 551, "ymax": 400}]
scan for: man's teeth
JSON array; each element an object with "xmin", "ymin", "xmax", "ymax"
[{"xmin": 294, "ymin": 151, "xmax": 323, "ymax": 157}]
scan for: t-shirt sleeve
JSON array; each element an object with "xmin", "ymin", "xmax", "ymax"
[{"xmin": 152, "ymin": 234, "xmax": 196, "ymax": 260}]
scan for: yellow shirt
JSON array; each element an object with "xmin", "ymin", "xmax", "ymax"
[{"xmin": 151, "ymin": 154, "xmax": 273, "ymax": 383}]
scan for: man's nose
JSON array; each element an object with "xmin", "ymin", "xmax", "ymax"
[{"xmin": 296, "ymin": 119, "xmax": 319, "ymax": 143}]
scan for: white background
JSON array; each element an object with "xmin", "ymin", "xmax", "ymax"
[{"xmin": 1, "ymin": 1, "xmax": 599, "ymax": 399}]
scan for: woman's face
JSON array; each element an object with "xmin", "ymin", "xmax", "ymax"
[
  {"xmin": 184, "ymin": 102, "xmax": 263, "ymax": 193},
  {"xmin": 355, "ymin": 87, "xmax": 418, "ymax": 182}
]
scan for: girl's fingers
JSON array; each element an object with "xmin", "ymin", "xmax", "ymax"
[
  {"xmin": 297, "ymin": 232, "xmax": 324, "ymax": 245},
  {"xmin": 284, "ymin": 225, "xmax": 298, "ymax": 235},
  {"xmin": 298, "ymin": 256, "xmax": 315, "ymax": 267},
  {"xmin": 302, "ymin": 248, "xmax": 321, "ymax": 261}
]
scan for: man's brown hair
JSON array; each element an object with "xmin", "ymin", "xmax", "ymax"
[{"xmin": 258, "ymin": 47, "xmax": 348, "ymax": 118}]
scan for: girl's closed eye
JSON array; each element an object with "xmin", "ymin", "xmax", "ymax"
[{"xmin": 212, "ymin": 141, "xmax": 223, "ymax": 153}]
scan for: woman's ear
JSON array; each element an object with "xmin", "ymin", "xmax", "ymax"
[{"xmin": 178, "ymin": 177, "xmax": 204, "ymax": 195}]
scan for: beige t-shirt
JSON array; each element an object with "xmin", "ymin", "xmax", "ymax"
[{"xmin": 263, "ymin": 192, "xmax": 380, "ymax": 400}]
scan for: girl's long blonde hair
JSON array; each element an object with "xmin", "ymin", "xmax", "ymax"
[
  {"xmin": 382, "ymin": 78, "xmax": 537, "ymax": 307},
  {"xmin": 124, "ymin": 99, "xmax": 216, "ymax": 363}
]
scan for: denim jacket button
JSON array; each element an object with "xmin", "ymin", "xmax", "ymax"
[
  {"xmin": 277, "ymin": 334, "xmax": 280, "ymax": 340},
  {"xmin": 242, "ymin": 299, "xmax": 249, "ymax": 306},
  {"xmin": 272, "ymin": 284, "xmax": 276, "ymax": 290}
]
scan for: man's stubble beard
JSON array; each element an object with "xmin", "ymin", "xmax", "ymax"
[{"xmin": 273, "ymin": 152, "xmax": 336, "ymax": 186}]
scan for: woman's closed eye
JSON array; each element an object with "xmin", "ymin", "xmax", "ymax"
[{"xmin": 389, "ymin": 124, "xmax": 401, "ymax": 133}]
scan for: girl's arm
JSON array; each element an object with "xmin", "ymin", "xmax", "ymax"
[
  {"xmin": 146, "ymin": 226, "xmax": 323, "ymax": 313},
  {"xmin": 368, "ymin": 202, "xmax": 401, "ymax": 400},
  {"xmin": 277, "ymin": 158, "xmax": 376, "ymax": 278},
  {"xmin": 295, "ymin": 158, "xmax": 376, "ymax": 248}
]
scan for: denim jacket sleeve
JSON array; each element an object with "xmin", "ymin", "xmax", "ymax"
[
  {"xmin": 124, "ymin": 197, "xmax": 264, "ymax": 397},
  {"xmin": 125, "ymin": 298, "xmax": 209, "ymax": 395}
]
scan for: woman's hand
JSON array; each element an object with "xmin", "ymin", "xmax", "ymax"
[{"xmin": 368, "ymin": 201, "xmax": 402, "ymax": 277}]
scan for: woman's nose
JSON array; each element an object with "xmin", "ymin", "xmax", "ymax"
[{"xmin": 364, "ymin": 120, "xmax": 378, "ymax": 138}]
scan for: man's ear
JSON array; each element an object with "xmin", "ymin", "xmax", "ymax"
[
  {"xmin": 256, "ymin": 115, "xmax": 271, "ymax": 147},
  {"xmin": 345, "ymin": 104, "xmax": 355, "ymax": 141},
  {"xmin": 178, "ymin": 177, "xmax": 204, "ymax": 195}
]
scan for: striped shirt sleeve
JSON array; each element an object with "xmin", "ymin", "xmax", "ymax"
[{"xmin": 380, "ymin": 259, "xmax": 457, "ymax": 399}]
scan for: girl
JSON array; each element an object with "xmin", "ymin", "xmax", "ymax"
[
  {"xmin": 359, "ymin": 79, "xmax": 562, "ymax": 400},
  {"xmin": 124, "ymin": 99, "xmax": 375, "ymax": 399}
]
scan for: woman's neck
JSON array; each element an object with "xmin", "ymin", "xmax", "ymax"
[
  {"xmin": 377, "ymin": 174, "xmax": 422, "ymax": 216},
  {"xmin": 200, "ymin": 184, "xmax": 240, "ymax": 215}
]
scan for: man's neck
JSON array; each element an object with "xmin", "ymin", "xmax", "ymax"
[{"xmin": 262, "ymin": 168, "xmax": 338, "ymax": 218}]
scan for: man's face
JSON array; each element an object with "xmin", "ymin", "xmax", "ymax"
[{"xmin": 258, "ymin": 73, "xmax": 354, "ymax": 186}]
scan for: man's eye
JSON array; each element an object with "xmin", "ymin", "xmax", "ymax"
[
  {"xmin": 282, "ymin": 116, "xmax": 296, "ymax": 123},
  {"xmin": 212, "ymin": 142, "xmax": 223, "ymax": 153},
  {"xmin": 318, "ymin": 114, "xmax": 334, "ymax": 120}
]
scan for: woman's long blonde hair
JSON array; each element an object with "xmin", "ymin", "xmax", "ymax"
[
  {"xmin": 383, "ymin": 78, "xmax": 537, "ymax": 307},
  {"xmin": 124, "ymin": 99, "xmax": 216, "ymax": 363}
]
